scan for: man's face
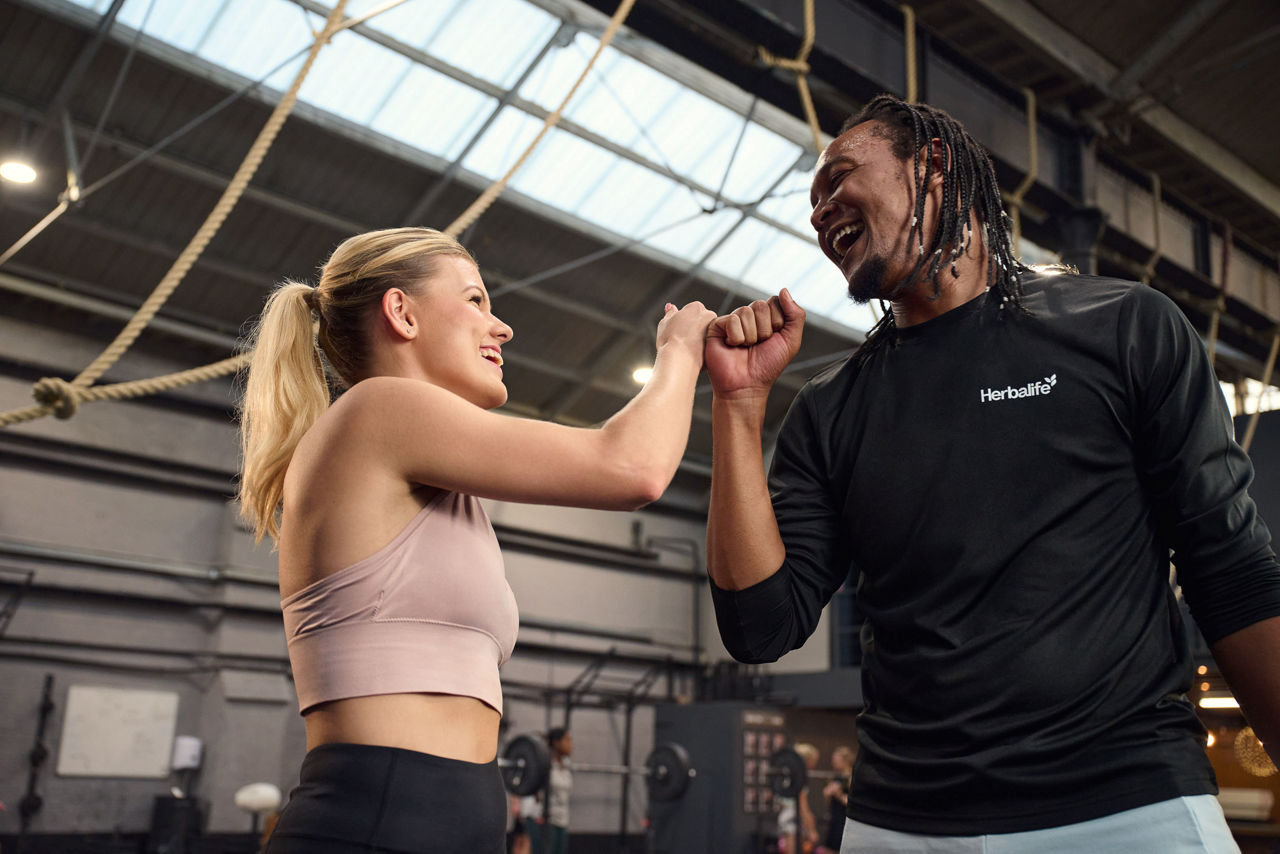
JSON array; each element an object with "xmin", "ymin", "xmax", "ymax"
[{"xmin": 810, "ymin": 121, "xmax": 934, "ymax": 304}]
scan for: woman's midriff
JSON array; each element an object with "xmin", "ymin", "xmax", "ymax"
[{"xmin": 303, "ymin": 693, "xmax": 501, "ymax": 763}]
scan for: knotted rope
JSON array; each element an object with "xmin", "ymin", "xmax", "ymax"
[{"xmin": 756, "ymin": 0, "xmax": 823, "ymax": 153}]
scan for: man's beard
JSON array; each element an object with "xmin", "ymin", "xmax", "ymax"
[{"xmin": 847, "ymin": 255, "xmax": 899, "ymax": 304}]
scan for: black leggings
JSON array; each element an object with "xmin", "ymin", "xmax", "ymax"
[{"xmin": 265, "ymin": 742, "xmax": 507, "ymax": 853}]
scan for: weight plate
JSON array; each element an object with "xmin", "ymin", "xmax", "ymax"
[
  {"xmin": 501, "ymin": 734, "xmax": 551, "ymax": 796},
  {"xmin": 769, "ymin": 747, "xmax": 807, "ymax": 799},
  {"xmin": 646, "ymin": 742, "xmax": 692, "ymax": 802}
]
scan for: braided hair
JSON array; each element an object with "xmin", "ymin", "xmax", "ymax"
[{"xmin": 839, "ymin": 94, "xmax": 1028, "ymax": 365}]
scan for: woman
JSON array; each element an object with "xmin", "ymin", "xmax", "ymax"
[
  {"xmin": 529, "ymin": 728, "xmax": 572, "ymax": 854},
  {"xmin": 817, "ymin": 746, "xmax": 855, "ymax": 854},
  {"xmin": 238, "ymin": 227, "xmax": 713, "ymax": 853}
]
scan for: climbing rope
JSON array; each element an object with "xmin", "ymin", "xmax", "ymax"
[
  {"xmin": 0, "ymin": 0, "xmax": 351, "ymax": 427},
  {"xmin": 444, "ymin": 0, "xmax": 636, "ymax": 237},
  {"xmin": 1, "ymin": 0, "xmax": 637, "ymax": 429},
  {"xmin": 756, "ymin": 0, "xmax": 824, "ymax": 153},
  {"xmin": 1140, "ymin": 172, "xmax": 1162, "ymax": 284},
  {"xmin": 901, "ymin": 5, "xmax": 917, "ymax": 103},
  {"xmin": 1205, "ymin": 221, "xmax": 1231, "ymax": 367},
  {"xmin": 1240, "ymin": 328, "xmax": 1279, "ymax": 455}
]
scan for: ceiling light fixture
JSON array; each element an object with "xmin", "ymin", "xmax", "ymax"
[
  {"xmin": 0, "ymin": 160, "xmax": 37, "ymax": 184},
  {"xmin": 632, "ymin": 366, "xmax": 653, "ymax": 385},
  {"xmin": 1198, "ymin": 696, "xmax": 1239, "ymax": 710}
]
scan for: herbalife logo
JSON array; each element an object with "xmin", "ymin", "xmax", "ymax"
[{"xmin": 980, "ymin": 373, "xmax": 1057, "ymax": 403}]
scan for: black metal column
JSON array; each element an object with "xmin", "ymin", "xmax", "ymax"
[{"xmin": 1054, "ymin": 206, "xmax": 1108, "ymax": 275}]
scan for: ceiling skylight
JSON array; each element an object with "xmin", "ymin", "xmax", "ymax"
[{"xmin": 57, "ymin": 0, "xmax": 873, "ymax": 334}]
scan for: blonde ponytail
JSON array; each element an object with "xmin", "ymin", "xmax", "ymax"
[
  {"xmin": 238, "ymin": 282, "xmax": 327, "ymax": 542},
  {"xmin": 237, "ymin": 227, "xmax": 474, "ymax": 542}
]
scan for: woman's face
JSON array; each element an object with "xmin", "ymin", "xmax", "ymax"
[{"xmin": 410, "ymin": 256, "xmax": 513, "ymax": 409}]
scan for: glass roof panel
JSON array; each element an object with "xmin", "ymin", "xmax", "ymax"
[
  {"xmin": 115, "ymin": 0, "xmax": 225, "ymax": 52},
  {"xmin": 645, "ymin": 90, "xmax": 746, "ymax": 195},
  {"xmin": 741, "ymin": 233, "xmax": 828, "ymax": 296},
  {"xmin": 426, "ymin": 0, "xmax": 559, "ymax": 89},
  {"xmin": 709, "ymin": 122, "xmax": 803, "ymax": 204},
  {"xmin": 642, "ymin": 195, "xmax": 740, "ymax": 261},
  {"xmin": 703, "ymin": 217, "xmax": 781, "ymax": 283},
  {"xmin": 195, "ymin": 0, "xmax": 314, "ymax": 86},
  {"xmin": 460, "ymin": 106, "xmax": 548, "ymax": 182},
  {"xmin": 343, "ymin": 0, "xmax": 454, "ymax": 50},
  {"xmin": 370, "ymin": 65, "xmax": 497, "ymax": 161},
  {"xmin": 508, "ymin": 128, "xmax": 620, "ymax": 212},
  {"xmin": 573, "ymin": 157, "xmax": 691, "ymax": 238},
  {"xmin": 298, "ymin": 30, "xmax": 412, "ymax": 125},
  {"xmin": 518, "ymin": 30, "xmax": 599, "ymax": 112},
  {"xmin": 558, "ymin": 40, "xmax": 687, "ymax": 164},
  {"xmin": 756, "ymin": 167, "xmax": 819, "ymax": 235}
]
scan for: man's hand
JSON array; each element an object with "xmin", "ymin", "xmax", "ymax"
[{"xmin": 705, "ymin": 289, "xmax": 805, "ymax": 399}]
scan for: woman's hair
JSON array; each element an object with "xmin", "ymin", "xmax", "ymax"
[
  {"xmin": 794, "ymin": 742, "xmax": 819, "ymax": 764},
  {"xmin": 237, "ymin": 227, "xmax": 474, "ymax": 542}
]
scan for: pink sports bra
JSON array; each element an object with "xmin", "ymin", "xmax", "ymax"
[{"xmin": 281, "ymin": 490, "xmax": 518, "ymax": 715}]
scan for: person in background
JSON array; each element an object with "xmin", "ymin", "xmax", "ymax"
[
  {"xmin": 508, "ymin": 792, "xmax": 531, "ymax": 854},
  {"xmin": 530, "ymin": 728, "xmax": 572, "ymax": 854},
  {"xmin": 816, "ymin": 746, "xmax": 853, "ymax": 854},
  {"xmin": 778, "ymin": 742, "xmax": 821, "ymax": 853}
]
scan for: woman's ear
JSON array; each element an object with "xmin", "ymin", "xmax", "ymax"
[{"xmin": 380, "ymin": 288, "xmax": 417, "ymax": 340}]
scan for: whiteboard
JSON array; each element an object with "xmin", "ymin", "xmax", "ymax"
[{"xmin": 56, "ymin": 685, "xmax": 180, "ymax": 778}]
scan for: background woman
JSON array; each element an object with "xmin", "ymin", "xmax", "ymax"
[
  {"xmin": 529, "ymin": 728, "xmax": 573, "ymax": 854},
  {"xmin": 817, "ymin": 746, "xmax": 855, "ymax": 854},
  {"xmin": 238, "ymin": 227, "xmax": 713, "ymax": 853}
]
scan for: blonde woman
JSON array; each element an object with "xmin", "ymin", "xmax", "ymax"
[{"xmin": 239, "ymin": 227, "xmax": 713, "ymax": 853}]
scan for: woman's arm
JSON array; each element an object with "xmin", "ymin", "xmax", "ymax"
[
  {"xmin": 341, "ymin": 302, "xmax": 714, "ymax": 510},
  {"xmin": 799, "ymin": 790, "xmax": 819, "ymax": 841}
]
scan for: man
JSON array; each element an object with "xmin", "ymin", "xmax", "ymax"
[{"xmin": 704, "ymin": 94, "xmax": 1280, "ymax": 852}]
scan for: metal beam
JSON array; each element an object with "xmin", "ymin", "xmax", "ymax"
[
  {"xmin": 3, "ymin": 199, "xmax": 272, "ymax": 291},
  {"xmin": 1107, "ymin": 0, "xmax": 1227, "ymax": 102},
  {"xmin": 0, "ymin": 269, "xmax": 240, "ymax": 351},
  {"xmin": 970, "ymin": 0, "xmax": 1280, "ymax": 223},
  {"xmin": 29, "ymin": 0, "xmax": 127, "ymax": 153}
]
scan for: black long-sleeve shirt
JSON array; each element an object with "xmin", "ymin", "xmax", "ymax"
[{"xmin": 712, "ymin": 273, "xmax": 1280, "ymax": 834}]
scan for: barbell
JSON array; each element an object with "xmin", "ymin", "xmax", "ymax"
[
  {"xmin": 499, "ymin": 735, "xmax": 696, "ymax": 802},
  {"xmin": 766, "ymin": 747, "xmax": 846, "ymax": 799},
  {"xmin": 499, "ymin": 736, "xmax": 839, "ymax": 803}
]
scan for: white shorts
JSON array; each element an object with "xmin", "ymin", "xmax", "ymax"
[{"xmin": 839, "ymin": 795, "xmax": 1239, "ymax": 854}]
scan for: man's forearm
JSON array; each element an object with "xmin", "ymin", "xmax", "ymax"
[
  {"xmin": 707, "ymin": 394, "xmax": 786, "ymax": 591},
  {"xmin": 1211, "ymin": 614, "xmax": 1280, "ymax": 764}
]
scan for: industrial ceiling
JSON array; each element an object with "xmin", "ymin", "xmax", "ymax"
[{"xmin": 1, "ymin": 0, "xmax": 1277, "ymax": 514}]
